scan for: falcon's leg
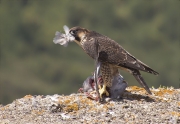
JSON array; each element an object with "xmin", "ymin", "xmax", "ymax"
[{"xmin": 99, "ymin": 63, "xmax": 111, "ymax": 99}]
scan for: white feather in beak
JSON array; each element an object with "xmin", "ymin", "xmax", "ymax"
[{"xmin": 53, "ymin": 25, "xmax": 75, "ymax": 47}]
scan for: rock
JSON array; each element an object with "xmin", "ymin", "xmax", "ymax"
[{"xmin": 0, "ymin": 87, "xmax": 179, "ymax": 123}]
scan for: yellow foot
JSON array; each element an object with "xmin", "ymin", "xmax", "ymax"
[{"xmin": 98, "ymin": 85, "xmax": 109, "ymax": 99}]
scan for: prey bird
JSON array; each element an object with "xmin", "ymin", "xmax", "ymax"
[{"xmin": 69, "ymin": 26, "xmax": 159, "ymax": 98}]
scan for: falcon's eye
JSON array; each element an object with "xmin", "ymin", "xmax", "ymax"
[{"xmin": 70, "ymin": 30, "xmax": 77, "ymax": 35}]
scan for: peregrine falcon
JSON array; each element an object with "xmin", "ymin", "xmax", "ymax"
[{"xmin": 69, "ymin": 26, "xmax": 159, "ymax": 98}]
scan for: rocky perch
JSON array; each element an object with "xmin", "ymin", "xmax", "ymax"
[{"xmin": 0, "ymin": 86, "xmax": 180, "ymax": 124}]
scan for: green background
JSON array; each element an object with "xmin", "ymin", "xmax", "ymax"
[{"xmin": 0, "ymin": 0, "xmax": 180, "ymax": 104}]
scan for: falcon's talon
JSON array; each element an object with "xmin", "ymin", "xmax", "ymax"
[
  {"xmin": 99, "ymin": 85, "xmax": 109, "ymax": 99},
  {"xmin": 98, "ymin": 84, "xmax": 102, "ymax": 89}
]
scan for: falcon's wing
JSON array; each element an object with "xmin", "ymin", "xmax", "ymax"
[{"xmin": 89, "ymin": 33, "xmax": 158, "ymax": 75}]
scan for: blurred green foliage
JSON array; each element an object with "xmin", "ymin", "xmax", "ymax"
[{"xmin": 0, "ymin": 0, "xmax": 180, "ymax": 104}]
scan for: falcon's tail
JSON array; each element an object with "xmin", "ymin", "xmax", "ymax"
[
  {"xmin": 132, "ymin": 70, "xmax": 152, "ymax": 94},
  {"xmin": 137, "ymin": 60, "xmax": 159, "ymax": 75},
  {"xmin": 142, "ymin": 65, "xmax": 159, "ymax": 75}
]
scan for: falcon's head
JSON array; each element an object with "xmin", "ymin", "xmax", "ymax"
[{"xmin": 69, "ymin": 26, "xmax": 89, "ymax": 46}]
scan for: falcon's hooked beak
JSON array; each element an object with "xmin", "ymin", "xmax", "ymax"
[{"xmin": 69, "ymin": 27, "xmax": 88, "ymax": 45}]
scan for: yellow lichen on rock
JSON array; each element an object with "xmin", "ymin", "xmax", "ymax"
[
  {"xmin": 31, "ymin": 110, "xmax": 44, "ymax": 115},
  {"xmin": 129, "ymin": 86, "xmax": 144, "ymax": 91},
  {"xmin": 24, "ymin": 95, "xmax": 33, "ymax": 99},
  {"xmin": 64, "ymin": 99, "xmax": 71, "ymax": 104},
  {"xmin": 153, "ymin": 87, "xmax": 177, "ymax": 97},
  {"xmin": 64, "ymin": 103, "xmax": 79, "ymax": 112},
  {"xmin": 178, "ymin": 102, "xmax": 180, "ymax": 106},
  {"xmin": 127, "ymin": 86, "xmax": 147, "ymax": 94},
  {"xmin": 170, "ymin": 111, "xmax": 180, "ymax": 117}
]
